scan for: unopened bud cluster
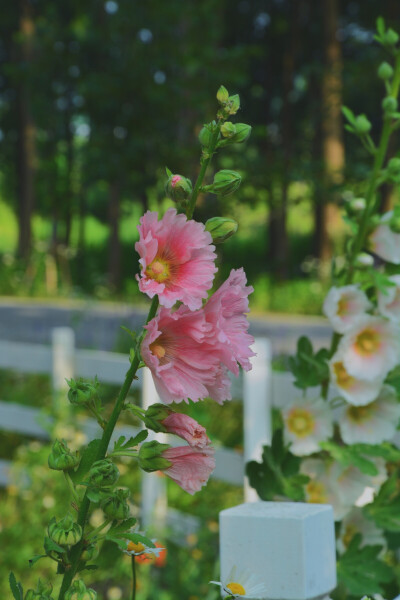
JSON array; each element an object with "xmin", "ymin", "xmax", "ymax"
[
  {"xmin": 25, "ymin": 580, "xmax": 54, "ymax": 600},
  {"xmin": 48, "ymin": 514, "xmax": 82, "ymax": 546},
  {"xmin": 48, "ymin": 439, "xmax": 80, "ymax": 471},
  {"xmin": 65, "ymin": 579, "xmax": 97, "ymax": 600},
  {"xmin": 67, "ymin": 377, "xmax": 99, "ymax": 407}
]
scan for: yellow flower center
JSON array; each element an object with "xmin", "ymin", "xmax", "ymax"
[
  {"xmin": 127, "ymin": 541, "xmax": 146, "ymax": 553},
  {"xmin": 337, "ymin": 297, "xmax": 349, "ymax": 316},
  {"xmin": 355, "ymin": 328, "xmax": 380, "ymax": 356},
  {"xmin": 333, "ymin": 361, "xmax": 354, "ymax": 389},
  {"xmin": 146, "ymin": 258, "xmax": 170, "ymax": 283},
  {"xmin": 286, "ymin": 408, "xmax": 315, "ymax": 437},
  {"xmin": 342, "ymin": 524, "xmax": 357, "ymax": 548},
  {"xmin": 346, "ymin": 404, "xmax": 374, "ymax": 423},
  {"xmin": 306, "ymin": 481, "xmax": 328, "ymax": 504},
  {"xmin": 226, "ymin": 583, "xmax": 246, "ymax": 596},
  {"xmin": 150, "ymin": 344, "xmax": 166, "ymax": 359}
]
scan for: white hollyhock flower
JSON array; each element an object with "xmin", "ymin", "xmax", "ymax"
[
  {"xmin": 210, "ymin": 566, "xmax": 268, "ymax": 598},
  {"xmin": 301, "ymin": 459, "xmax": 369, "ymax": 521},
  {"xmin": 337, "ymin": 507, "xmax": 386, "ymax": 554},
  {"xmin": 338, "ymin": 385, "xmax": 400, "ymax": 444},
  {"xmin": 282, "ymin": 397, "xmax": 333, "ymax": 456},
  {"xmin": 370, "ymin": 211, "xmax": 400, "ymax": 264},
  {"xmin": 329, "ymin": 350, "xmax": 382, "ymax": 406},
  {"xmin": 339, "ymin": 316, "xmax": 400, "ymax": 381},
  {"xmin": 323, "ymin": 285, "xmax": 372, "ymax": 333},
  {"xmin": 377, "ymin": 274, "xmax": 400, "ymax": 322}
]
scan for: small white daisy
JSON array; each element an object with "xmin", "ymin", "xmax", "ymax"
[
  {"xmin": 323, "ymin": 285, "xmax": 372, "ymax": 333},
  {"xmin": 282, "ymin": 397, "xmax": 333, "ymax": 456},
  {"xmin": 210, "ymin": 566, "xmax": 267, "ymax": 599},
  {"xmin": 338, "ymin": 315, "xmax": 400, "ymax": 381},
  {"xmin": 370, "ymin": 211, "xmax": 400, "ymax": 264},
  {"xmin": 338, "ymin": 385, "xmax": 400, "ymax": 445},
  {"xmin": 377, "ymin": 274, "xmax": 400, "ymax": 322},
  {"xmin": 330, "ymin": 350, "xmax": 382, "ymax": 406}
]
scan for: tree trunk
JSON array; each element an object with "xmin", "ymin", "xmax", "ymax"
[
  {"xmin": 16, "ymin": 0, "xmax": 35, "ymax": 260},
  {"xmin": 107, "ymin": 181, "xmax": 121, "ymax": 289},
  {"xmin": 318, "ymin": 0, "xmax": 345, "ymax": 262}
]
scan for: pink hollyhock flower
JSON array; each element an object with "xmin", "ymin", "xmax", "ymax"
[
  {"xmin": 323, "ymin": 285, "xmax": 372, "ymax": 334},
  {"xmin": 162, "ymin": 413, "xmax": 210, "ymax": 448},
  {"xmin": 203, "ymin": 268, "xmax": 255, "ymax": 375},
  {"xmin": 135, "ymin": 208, "xmax": 217, "ymax": 310},
  {"xmin": 162, "ymin": 446, "xmax": 215, "ymax": 495},
  {"xmin": 171, "ymin": 175, "xmax": 182, "ymax": 187},
  {"xmin": 141, "ymin": 305, "xmax": 232, "ymax": 404}
]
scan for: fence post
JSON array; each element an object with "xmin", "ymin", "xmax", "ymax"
[
  {"xmin": 141, "ymin": 367, "xmax": 168, "ymax": 530},
  {"xmin": 219, "ymin": 501, "xmax": 336, "ymax": 600},
  {"xmin": 243, "ymin": 338, "xmax": 272, "ymax": 502},
  {"xmin": 51, "ymin": 327, "xmax": 75, "ymax": 393}
]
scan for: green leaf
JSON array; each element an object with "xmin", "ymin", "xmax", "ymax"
[
  {"xmin": 44, "ymin": 536, "xmax": 66, "ymax": 555},
  {"xmin": 29, "ymin": 554, "xmax": 47, "ymax": 567},
  {"xmin": 337, "ymin": 534, "xmax": 393, "ymax": 596},
  {"xmin": 106, "ymin": 530, "xmax": 155, "ymax": 549},
  {"xmin": 9, "ymin": 573, "xmax": 23, "ymax": 600},
  {"xmin": 70, "ymin": 439, "xmax": 101, "ymax": 485},
  {"xmin": 288, "ymin": 337, "xmax": 329, "ymax": 390},
  {"xmin": 342, "ymin": 106, "xmax": 356, "ymax": 125},
  {"xmin": 377, "ymin": 17, "xmax": 385, "ymax": 36},
  {"xmin": 120, "ymin": 326, "xmax": 137, "ymax": 340},
  {"xmin": 113, "ymin": 430, "xmax": 148, "ymax": 452},
  {"xmin": 364, "ymin": 475, "xmax": 400, "ymax": 531},
  {"xmin": 165, "ymin": 166, "xmax": 173, "ymax": 177},
  {"xmin": 319, "ymin": 441, "xmax": 378, "ymax": 476},
  {"xmin": 108, "ymin": 517, "xmax": 137, "ymax": 535}
]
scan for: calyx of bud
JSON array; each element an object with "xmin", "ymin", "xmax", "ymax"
[
  {"xmin": 67, "ymin": 377, "xmax": 99, "ymax": 407},
  {"xmin": 165, "ymin": 174, "xmax": 192, "ymax": 203},
  {"xmin": 25, "ymin": 580, "xmax": 54, "ymax": 600},
  {"xmin": 48, "ymin": 439, "xmax": 80, "ymax": 471},
  {"xmin": 354, "ymin": 114, "xmax": 372, "ymax": 134},
  {"xmin": 216, "ymin": 85, "xmax": 229, "ymax": 104},
  {"xmin": 100, "ymin": 488, "xmax": 130, "ymax": 520},
  {"xmin": 143, "ymin": 403, "xmax": 174, "ymax": 433},
  {"xmin": 204, "ymin": 170, "xmax": 242, "ymax": 197},
  {"xmin": 378, "ymin": 61, "xmax": 394, "ymax": 80},
  {"xmin": 219, "ymin": 122, "xmax": 252, "ymax": 146},
  {"xmin": 87, "ymin": 459, "xmax": 119, "ymax": 488},
  {"xmin": 382, "ymin": 96, "xmax": 398, "ymax": 115},
  {"xmin": 388, "ymin": 157, "xmax": 400, "ymax": 174},
  {"xmin": 65, "ymin": 579, "xmax": 97, "ymax": 600},
  {"xmin": 48, "ymin": 514, "xmax": 82, "ymax": 546},
  {"xmin": 205, "ymin": 217, "xmax": 238, "ymax": 244},
  {"xmin": 138, "ymin": 440, "xmax": 171, "ymax": 472}
]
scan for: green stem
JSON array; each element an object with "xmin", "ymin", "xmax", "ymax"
[
  {"xmin": 86, "ymin": 519, "xmax": 111, "ymax": 541},
  {"xmin": 57, "ymin": 297, "xmax": 159, "ymax": 600},
  {"xmin": 64, "ymin": 472, "xmax": 79, "ymax": 505},
  {"xmin": 186, "ymin": 120, "xmax": 223, "ymax": 219},
  {"xmin": 109, "ymin": 450, "xmax": 139, "ymax": 458},
  {"xmin": 131, "ymin": 555, "xmax": 136, "ymax": 600},
  {"xmin": 321, "ymin": 54, "xmax": 400, "ymax": 397}
]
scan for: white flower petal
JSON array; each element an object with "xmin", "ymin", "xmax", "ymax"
[
  {"xmin": 323, "ymin": 285, "xmax": 372, "ymax": 333},
  {"xmin": 282, "ymin": 397, "xmax": 333, "ymax": 457}
]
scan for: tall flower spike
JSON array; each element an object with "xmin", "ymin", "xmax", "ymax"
[{"xmin": 135, "ymin": 208, "xmax": 217, "ymax": 310}]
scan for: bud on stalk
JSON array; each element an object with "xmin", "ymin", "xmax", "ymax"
[
  {"xmin": 87, "ymin": 459, "xmax": 119, "ymax": 488},
  {"xmin": 25, "ymin": 580, "xmax": 54, "ymax": 600},
  {"xmin": 205, "ymin": 217, "xmax": 238, "ymax": 244},
  {"xmin": 138, "ymin": 440, "xmax": 172, "ymax": 472},
  {"xmin": 65, "ymin": 579, "xmax": 97, "ymax": 600},
  {"xmin": 204, "ymin": 170, "xmax": 242, "ymax": 197},
  {"xmin": 48, "ymin": 514, "xmax": 82, "ymax": 546},
  {"xmin": 67, "ymin": 377, "xmax": 99, "ymax": 407},
  {"xmin": 100, "ymin": 488, "xmax": 130, "ymax": 520},
  {"xmin": 48, "ymin": 439, "xmax": 80, "ymax": 471},
  {"xmin": 165, "ymin": 174, "xmax": 192, "ymax": 203}
]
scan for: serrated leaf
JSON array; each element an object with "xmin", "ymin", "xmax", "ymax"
[
  {"xmin": 29, "ymin": 554, "xmax": 47, "ymax": 567},
  {"xmin": 70, "ymin": 439, "xmax": 102, "ymax": 485},
  {"xmin": 9, "ymin": 573, "xmax": 23, "ymax": 600},
  {"xmin": 320, "ymin": 441, "xmax": 378, "ymax": 476},
  {"xmin": 113, "ymin": 430, "xmax": 148, "ymax": 452},
  {"xmin": 337, "ymin": 534, "xmax": 393, "ymax": 596},
  {"xmin": 364, "ymin": 475, "xmax": 400, "ymax": 531}
]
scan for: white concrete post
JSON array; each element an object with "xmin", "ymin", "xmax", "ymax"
[
  {"xmin": 52, "ymin": 327, "xmax": 75, "ymax": 392},
  {"xmin": 243, "ymin": 338, "xmax": 272, "ymax": 502},
  {"xmin": 141, "ymin": 367, "xmax": 168, "ymax": 530},
  {"xmin": 220, "ymin": 501, "xmax": 336, "ymax": 600}
]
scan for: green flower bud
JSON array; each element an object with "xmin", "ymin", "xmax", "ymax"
[
  {"xmin": 216, "ymin": 85, "xmax": 229, "ymax": 104},
  {"xmin": 25, "ymin": 580, "xmax": 54, "ymax": 600},
  {"xmin": 143, "ymin": 403, "xmax": 174, "ymax": 433},
  {"xmin": 229, "ymin": 122, "xmax": 251, "ymax": 143},
  {"xmin": 227, "ymin": 94, "xmax": 240, "ymax": 115},
  {"xmin": 384, "ymin": 28, "xmax": 399, "ymax": 46},
  {"xmin": 65, "ymin": 579, "xmax": 97, "ymax": 600},
  {"xmin": 348, "ymin": 197, "xmax": 366, "ymax": 213},
  {"xmin": 382, "ymin": 96, "xmax": 398, "ymax": 115},
  {"xmin": 354, "ymin": 114, "xmax": 372, "ymax": 134},
  {"xmin": 354, "ymin": 253, "xmax": 374, "ymax": 268},
  {"xmin": 209, "ymin": 170, "xmax": 242, "ymax": 197},
  {"xmin": 100, "ymin": 488, "xmax": 130, "ymax": 520},
  {"xmin": 220, "ymin": 121, "xmax": 236, "ymax": 138},
  {"xmin": 81, "ymin": 543, "xmax": 99, "ymax": 562},
  {"xmin": 87, "ymin": 459, "xmax": 119, "ymax": 488},
  {"xmin": 388, "ymin": 157, "xmax": 400, "ymax": 175},
  {"xmin": 205, "ymin": 217, "xmax": 238, "ymax": 244},
  {"xmin": 48, "ymin": 514, "xmax": 82, "ymax": 546},
  {"xmin": 138, "ymin": 440, "xmax": 171, "ymax": 472},
  {"xmin": 378, "ymin": 61, "xmax": 394, "ymax": 80},
  {"xmin": 67, "ymin": 377, "xmax": 99, "ymax": 407},
  {"xmin": 198, "ymin": 126, "xmax": 213, "ymax": 147},
  {"xmin": 48, "ymin": 439, "xmax": 80, "ymax": 471},
  {"xmin": 165, "ymin": 174, "xmax": 193, "ymax": 203}
]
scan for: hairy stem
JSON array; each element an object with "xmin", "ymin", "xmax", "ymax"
[{"xmin": 131, "ymin": 555, "xmax": 136, "ymax": 600}]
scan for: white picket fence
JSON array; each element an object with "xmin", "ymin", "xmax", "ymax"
[{"xmin": 0, "ymin": 327, "xmax": 298, "ymax": 531}]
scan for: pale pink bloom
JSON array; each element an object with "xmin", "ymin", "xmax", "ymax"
[
  {"xmin": 323, "ymin": 285, "xmax": 371, "ymax": 334},
  {"xmin": 338, "ymin": 315, "xmax": 400, "ymax": 381},
  {"xmin": 135, "ymin": 208, "xmax": 217, "ymax": 310},
  {"xmin": 282, "ymin": 397, "xmax": 333, "ymax": 456},
  {"xmin": 370, "ymin": 211, "xmax": 400, "ymax": 264},
  {"xmin": 338, "ymin": 385, "xmax": 400, "ymax": 445},
  {"xmin": 162, "ymin": 446, "xmax": 215, "ymax": 495},
  {"xmin": 141, "ymin": 306, "xmax": 232, "ymax": 404},
  {"xmin": 203, "ymin": 268, "xmax": 255, "ymax": 375},
  {"xmin": 171, "ymin": 175, "xmax": 182, "ymax": 187},
  {"xmin": 377, "ymin": 274, "xmax": 400, "ymax": 321},
  {"xmin": 329, "ymin": 350, "xmax": 382, "ymax": 406},
  {"xmin": 162, "ymin": 413, "xmax": 210, "ymax": 448}
]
